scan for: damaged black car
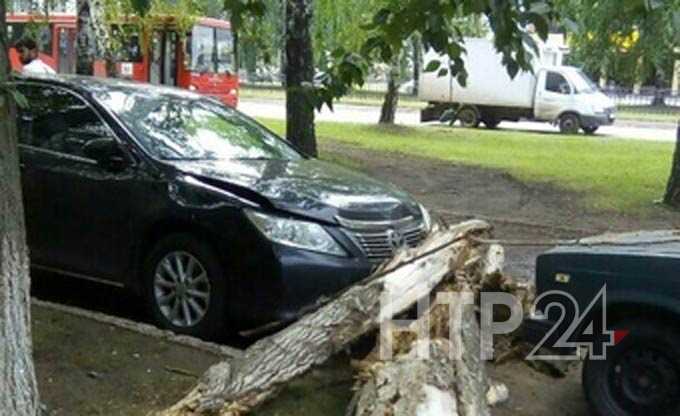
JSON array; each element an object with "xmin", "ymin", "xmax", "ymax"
[{"xmin": 14, "ymin": 75, "xmax": 432, "ymax": 339}]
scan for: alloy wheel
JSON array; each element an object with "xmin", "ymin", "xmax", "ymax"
[{"xmin": 153, "ymin": 251, "xmax": 211, "ymax": 328}]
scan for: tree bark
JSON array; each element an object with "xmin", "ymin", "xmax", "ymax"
[
  {"xmin": 663, "ymin": 123, "xmax": 680, "ymax": 207},
  {"xmin": 76, "ymin": 0, "xmax": 95, "ymax": 75},
  {"xmin": 379, "ymin": 63, "xmax": 400, "ymax": 124},
  {"xmin": 350, "ymin": 244, "xmax": 510, "ymax": 416},
  {"xmin": 284, "ymin": 0, "xmax": 317, "ymax": 156},
  {"xmin": 412, "ymin": 36, "xmax": 421, "ymax": 97},
  {"xmin": 0, "ymin": 3, "xmax": 41, "ymax": 414},
  {"xmin": 76, "ymin": 0, "xmax": 108, "ymax": 76},
  {"xmin": 158, "ymin": 220, "xmax": 490, "ymax": 416}
]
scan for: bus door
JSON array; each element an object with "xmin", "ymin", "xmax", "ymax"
[
  {"xmin": 149, "ymin": 31, "xmax": 178, "ymax": 86},
  {"xmin": 57, "ymin": 27, "xmax": 76, "ymax": 73}
]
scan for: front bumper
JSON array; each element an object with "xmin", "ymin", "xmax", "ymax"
[
  {"xmin": 581, "ymin": 111, "xmax": 615, "ymax": 127},
  {"xmin": 230, "ymin": 238, "xmax": 373, "ymax": 329},
  {"xmin": 522, "ymin": 317, "xmax": 578, "ymax": 356},
  {"xmin": 522, "ymin": 317, "xmax": 555, "ymax": 346}
]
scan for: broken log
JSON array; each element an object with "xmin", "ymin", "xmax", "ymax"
[
  {"xmin": 159, "ymin": 220, "xmax": 491, "ymax": 416},
  {"xmin": 352, "ymin": 280, "xmax": 490, "ymax": 416}
]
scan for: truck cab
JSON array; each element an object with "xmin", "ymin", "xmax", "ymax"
[{"xmin": 534, "ymin": 67, "xmax": 616, "ymax": 134}]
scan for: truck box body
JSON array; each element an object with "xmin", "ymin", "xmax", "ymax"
[
  {"xmin": 419, "ymin": 38, "xmax": 537, "ymax": 108},
  {"xmin": 418, "ymin": 37, "xmax": 616, "ymax": 133}
]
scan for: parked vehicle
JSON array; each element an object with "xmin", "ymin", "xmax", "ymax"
[
  {"xmin": 7, "ymin": 11, "xmax": 240, "ymax": 107},
  {"xmin": 524, "ymin": 231, "xmax": 680, "ymax": 415},
  {"xmin": 419, "ymin": 38, "xmax": 616, "ymax": 134},
  {"xmin": 13, "ymin": 74, "xmax": 432, "ymax": 339}
]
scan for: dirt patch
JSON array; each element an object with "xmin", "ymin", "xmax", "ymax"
[
  {"xmin": 33, "ymin": 304, "xmax": 220, "ymax": 415},
  {"xmin": 321, "ymin": 140, "xmax": 680, "ymax": 281}
]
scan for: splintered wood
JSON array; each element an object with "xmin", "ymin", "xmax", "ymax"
[{"xmin": 160, "ymin": 220, "xmax": 515, "ymax": 416}]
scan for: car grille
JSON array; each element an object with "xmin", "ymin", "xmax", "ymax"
[{"xmin": 338, "ymin": 216, "xmax": 429, "ymax": 265}]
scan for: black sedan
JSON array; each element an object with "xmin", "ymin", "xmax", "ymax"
[{"xmin": 13, "ymin": 75, "xmax": 432, "ymax": 338}]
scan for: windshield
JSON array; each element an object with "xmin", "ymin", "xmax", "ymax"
[
  {"xmin": 95, "ymin": 87, "xmax": 302, "ymax": 161},
  {"xmin": 569, "ymin": 69, "xmax": 598, "ymax": 94}
]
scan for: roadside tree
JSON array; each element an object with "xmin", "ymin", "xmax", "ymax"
[{"xmin": 0, "ymin": 0, "xmax": 41, "ymax": 414}]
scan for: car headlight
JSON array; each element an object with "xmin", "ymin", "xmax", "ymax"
[
  {"xmin": 419, "ymin": 204, "xmax": 432, "ymax": 232},
  {"xmin": 245, "ymin": 210, "xmax": 346, "ymax": 256}
]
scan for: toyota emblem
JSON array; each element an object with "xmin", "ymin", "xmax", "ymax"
[{"xmin": 386, "ymin": 229, "xmax": 407, "ymax": 253}]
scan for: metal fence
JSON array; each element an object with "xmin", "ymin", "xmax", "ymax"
[{"xmin": 602, "ymin": 87, "xmax": 680, "ymax": 108}]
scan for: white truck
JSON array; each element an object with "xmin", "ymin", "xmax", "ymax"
[{"xmin": 419, "ymin": 38, "xmax": 616, "ymax": 134}]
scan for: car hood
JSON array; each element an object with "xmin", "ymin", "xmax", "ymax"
[{"xmin": 166, "ymin": 158, "xmax": 422, "ymax": 224}]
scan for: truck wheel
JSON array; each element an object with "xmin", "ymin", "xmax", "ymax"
[
  {"xmin": 582, "ymin": 320, "xmax": 680, "ymax": 416},
  {"xmin": 558, "ymin": 113, "xmax": 580, "ymax": 134},
  {"xmin": 583, "ymin": 126, "xmax": 599, "ymax": 134},
  {"xmin": 483, "ymin": 117, "xmax": 500, "ymax": 129},
  {"xmin": 457, "ymin": 107, "xmax": 480, "ymax": 128},
  {"xmin": 143, "ymin": 234, "xmax": 229, "ymax": 340}
]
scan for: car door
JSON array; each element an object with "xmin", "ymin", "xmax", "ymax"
[
  {"xmin": 16, "ymin": 83, "xmax": 136, "ymax": 284},
  {"xmin": 534, "ymin": 70, "xmax": 573, "ymax": 121}
]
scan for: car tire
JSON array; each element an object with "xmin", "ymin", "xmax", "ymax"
[
  {"xmin": 558, "ymin": 113, "xmax": 580, "ymax": 134},
  {"xmin": 583, "ymin": 125, "xmax": 599, "ymax": 134},
  {"xmin": 457, "ymin": 107, "xmax": 480, "ymax": 128},
  {"xmin": 143, "ymin": 233, "xmax": 228, "ymax": 340},
  {"xmin": 582, "ymin": 319, "xmax": 680, "ymax": 416}
]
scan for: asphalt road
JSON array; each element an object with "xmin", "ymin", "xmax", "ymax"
[{"xmin": 239, "ymin": 98, "xmax": 677, "ymax": 142}]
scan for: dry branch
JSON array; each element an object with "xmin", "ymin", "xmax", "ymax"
[{"xmin": 159, "ymin": 220, "xmax": 491, "ymax": 416}]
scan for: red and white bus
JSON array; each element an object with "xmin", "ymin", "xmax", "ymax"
[{"xmin": 7, "ymin": 13, "xmax": 239, "ymax": 107}]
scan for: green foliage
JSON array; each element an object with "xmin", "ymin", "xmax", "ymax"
[
  {"xmin": 0, "ymin": 84, "xmax": 28, "ymax": 108},
  {"xmin": 223, "ymin": 0, "xmax": 553, "ymax": 111},
  {"xmin": 102, "ymin": 0, "xmax": 200, "ymax": 56},
  {"xmin": 556, "ymin": 0, "xmax": 680, "ymax": 87}
]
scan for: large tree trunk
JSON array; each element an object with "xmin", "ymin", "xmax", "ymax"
[
  {"xmin": 76, "ymin": 0, "xmax": 108, "ymax": 76},
  {"xmin": 159, "ymin": 220, "xmax": 491, "ymax": 416},
  {"xmin": 379, "ymin": 63, "xmax": 400, "ymax": 124},
  {"xmin": 0, "ymin": 4, "xmax": 41, "ymax": 414},
  {"xmin": 76, "ymin": 0, "xmax": 95, "ymax": 75},
  {"xmin": 412, "ymin": 36, "xmax": 421, "ymax": 97},
  {"xmin": 663, "ymin": 123, "xmax": 680, "ymax": 207},
  {"xmin": 284, "ymin": 0, "xmax": 317, "ymax": 156}
]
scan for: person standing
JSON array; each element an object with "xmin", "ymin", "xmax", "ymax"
[{"xmin": 15, "ymin": 37, "xmax": 56, "ymax": 75}]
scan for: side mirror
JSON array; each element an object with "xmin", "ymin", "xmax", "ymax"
[{"xmin": 83, "ymin": 138, "xmax": 128, "ymax": 172}]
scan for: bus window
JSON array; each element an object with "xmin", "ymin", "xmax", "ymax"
[
  {"xmin": 188, "ymin": 25, "xmax": 215, "ymax": 73},
  {"xmin": 216, "ymin": 28, "xmax": 233, "ymax": 74},
  {"xmin": 7, "ymin": 22, "xmax": 52, "ymax": 55}
]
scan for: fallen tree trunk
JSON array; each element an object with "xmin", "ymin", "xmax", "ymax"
[
  {"xmin": 159, "ymin": 220, "xmax": 490, "ymax": 416},
  {"xmin": 349, "ymin": 242, "xmax": 513, "ymax": 416},
  {"xmin": 352, "ymin": 281, "xmax": 489, "ymax": 416}
]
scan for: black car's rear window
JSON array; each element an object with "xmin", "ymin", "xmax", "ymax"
[{"xmin": 94, "ymin": 87, "xmax": 301, "ymax": 161}]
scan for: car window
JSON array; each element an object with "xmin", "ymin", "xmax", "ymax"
[
  {"xmin": 545, "ymin": 72, "xmax": 571, "ymax": 94},
  {"xmin": 17, "ymin": 84, "xmax": 111, "ymax": 159}
]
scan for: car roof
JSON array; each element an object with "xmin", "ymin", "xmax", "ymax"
[{"xmin": 13, "ymin": 73, "xmax": 204, "ymax": 101}]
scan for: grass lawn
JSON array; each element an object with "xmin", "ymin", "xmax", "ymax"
[
  {"xmin": 259, "ymin": 119, "xmax": 673, "ymax": 213},
  {"xmin": 617, "ymin": 107, "xmax": 679, "ymax": 124},
  {"xmin": 240, "ymin": 86, "xmax": 424, "ymax": 109}
]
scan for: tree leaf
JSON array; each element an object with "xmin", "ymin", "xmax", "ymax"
[{"xmin": 424, "ymin": 60, "xmax": 441, "ymax": 72}]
